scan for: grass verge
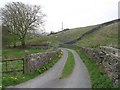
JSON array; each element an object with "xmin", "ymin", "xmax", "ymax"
[
  {"xmin": 60, "ymin": 50, "xmax": 75, "ymax": 79},
  {"xmin": 2, "ymin": 51, "xmax": 63, "ymax": 88},
  {"xmin": 75, "ymin": 48, "xmax": 118, "ymax": 88}
]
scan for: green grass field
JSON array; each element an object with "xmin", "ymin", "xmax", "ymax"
[
  {"xmin": 2, "ymin": 47, "xmax": 47, "ymax": 88},
  {"xmin": 2, "ymin": 60, "xmax": 23, "ymax": 73},
  {"xmin": 2, "ymin": 48, "xmax": 47, "ymax": 75},
  {"xmin": 3, "ymin": 48, "xmax": 46, "ymax": 59},
  {"xmin": 60, "ymin": 50, "xmax": 75, "ymax": 79}
]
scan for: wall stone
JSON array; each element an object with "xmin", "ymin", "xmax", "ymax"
[
  {"xmin": 79, "ymin": 47, "xmax": 120, "ymax": 85},
  {"xmin": 99, "ymin": 46, "xmax": 119, "ymax": 57},
  {"xmin": 27, "ymin": 44, "xmax": 51, "ymax": 49},
  {"xmin": 24, "ymin": 49, "xmax": 61, "ymax": 73}
]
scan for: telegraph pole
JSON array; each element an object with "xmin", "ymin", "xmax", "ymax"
[{"xmin": 61, "ymin": 22, "xmax": 63, "ymax": 31}]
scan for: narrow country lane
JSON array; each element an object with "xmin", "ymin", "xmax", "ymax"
[
  {"xmin": 7, "ymin": 48, "xmax": 91, "ymax": 88},
  {"xmin": 66, "ymin": 49, "xmax": 91, "ymax": 88}
]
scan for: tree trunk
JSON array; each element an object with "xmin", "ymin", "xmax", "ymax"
[
  {"xmin": 13, "ymin": 41, "xmax": 16, "ymax": 48},
  {"xmin": 13, "ymin": 37, "xmax": 17, "ymax": 48},
  {"xmin": 21, "ymin": 38, "xmax": 25, "ymax": 48}
]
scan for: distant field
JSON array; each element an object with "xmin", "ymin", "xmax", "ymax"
[
  {"xmin": 3, "ymin": 48, "xmax": 46, "ymax": 59},
  {"xmin": 75, "ymin": 22, "xmax": 118, "ymax": 48}
]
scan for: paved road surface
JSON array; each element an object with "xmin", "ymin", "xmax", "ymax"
[{"xmin": 8, "ymin": 48, "xmax": 91, "ymax": 88}]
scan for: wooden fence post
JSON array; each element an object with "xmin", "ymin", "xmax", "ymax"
[
  {"xmin": 24, "ymin": 50, "xmax": 30, "ymax": 74},
  {"xmin": 23, "ymin": 59, "xmax": 24, "ymax": 74},
  {"xmin": 6, "ymin": 61, "xmax": 7, "ymax": 72}
]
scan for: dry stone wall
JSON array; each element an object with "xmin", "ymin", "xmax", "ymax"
[
  {"xmin": 27, "ymin": 45, "xmax": 51, "ymax": 49},
  {"xmin": 79, "ymin": 47, "xmax": 120, "ymax": 85},
  {"xmin": 24, "ymin": 49, "xmax": 61, "ymax": 73},
  {"xmin": 99, "ymin": 46, "xmax": 119, "ymax": 56}
]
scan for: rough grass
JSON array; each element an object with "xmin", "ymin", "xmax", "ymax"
[
  {"xmin": 75, "ymin": 22, "xmax": 118, "ymax": 48},
  {"xmin": 26, "ymin": 25, "xmax": 97, "ymax": 49},
  {"xmin": 26, "ymin": 20, "xmax": 118, "ymax": 49},
  {"xmin": 49, "ymin": 25, "xmax": 97, "ymax": 43},
  {"xmin": 26, "ymin": 36, "xmax": 49, "ymax": 45},
  {"xmin": 48, "ymin": 20, "xmax": 119, "ymax": 49},
  {"xmin": 2, "ymin": 60, "xmax": 23, "ymax": 73},
  {"xmin": 2, "ymin": 48, "xmax": 47, "ymax": 76},
  {"xmin": 3, "ymin": 48, "xmax": 46, "ymax": 59},
  {"xmin": 60, "ymin": 51, "xmax": 75, "ymax": 79},
  {"xmin": 2, "ymin": 51, "xmax": 63, "ymax": 88},
  {"xmin": 75, "ymin": 48, "xmax": 118, "ymax": 88}
]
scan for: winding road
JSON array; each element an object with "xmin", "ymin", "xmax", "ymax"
[{"xmin": 8, "ymin": 48, "xmax": 91, "ymax": 88}]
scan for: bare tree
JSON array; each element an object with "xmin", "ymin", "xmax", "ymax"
[{"xmin": 1, "ymin": 2, "xmax": 45, "ymax": 47}]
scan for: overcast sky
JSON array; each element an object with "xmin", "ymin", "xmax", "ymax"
[{"xmin": 0, "ymin": 0, "xmax": 119, "ymax": 32}]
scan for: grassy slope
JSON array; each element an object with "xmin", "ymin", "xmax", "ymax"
[
  {"xmin": 75, "ymin": 22, "xmax": 118, "ymax": 48},
  {"xmin": 27, "ymin": 20, "xmax": 118, "ymax": 49},
  {"xmin": 48, "ymin": 20, "xmax": 119, "ymax": 49},
  {"xmin": 27, "ymin": 25, "xmax": 97, "ymax": 48},
  {"xmin": 48, "ymin": 25, "xmax": 97, "ymax": 43}
]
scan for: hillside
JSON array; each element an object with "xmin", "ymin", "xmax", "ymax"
[
  {"xmin": 48, "ymin": 25, "xmax": 97, "ymax": 43},
  {"xmin": 28, "ymin": 19, "xmax": 119, "ymax": 49},
  {"xmin": 48, "ymin": 19, "xmax": 119, "ymax": 48},
  {"xmin": 75, "ymin": 21, "xmax": 119, "ymax": 48}
]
